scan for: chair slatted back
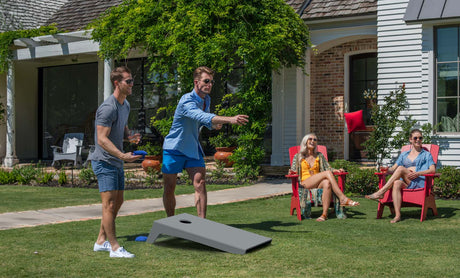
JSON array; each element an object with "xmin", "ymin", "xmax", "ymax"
[
  {"xmin": 288, "ymin": 145, "xmax": 329, "ymax": 167},
  {"xmin": 400, "ymin": 144, "xmax": 439, "ymax": 165}
]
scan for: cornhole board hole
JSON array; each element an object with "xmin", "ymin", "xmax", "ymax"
[{"xmin": 146, "ymin": 213, "xmax": 272, "ymax": 254}]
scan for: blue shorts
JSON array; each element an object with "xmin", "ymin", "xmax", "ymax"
[
  {"xmin": 161, "ymin": 150, "xmax": 205, "ymax": 174},
  {"xmin": 92, "ymin": 160, "xmax": 125, "ymax": 192}
]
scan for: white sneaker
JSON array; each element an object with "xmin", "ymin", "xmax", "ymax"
[
  {"xmin": 110, "ymin": 247, "xmax": 135, "ymax": 258},
  {"xmin": 93, "ymin": 241, "xmax": 111, "ymax": 252}
]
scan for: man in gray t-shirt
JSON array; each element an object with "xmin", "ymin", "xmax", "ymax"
[{"xmin": 89, "ymin": 66, "xmax": 141, "ymax": 258}]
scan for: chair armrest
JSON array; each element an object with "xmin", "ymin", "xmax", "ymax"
[
  {"xmin": 420, "ymin": 173, "xmax": 441, "ymax": 195},
  {"xmin": 422, "ymin": 173, "xmax": 441, "ymax": 178},
  {"xmin": 50, "ymin": 145, "xmax": 62, "ymax": 151},
  {"xmin": 334, "ymin": 172, "xmax": 348, "ymax": 192},
  {"xmin": 374, "ymin": 172, "xmax": 389, "ymax": 189}
]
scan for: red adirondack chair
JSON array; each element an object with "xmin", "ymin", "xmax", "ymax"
[
  {"xmin": 374, "ymin": 144, "xmax": 440, "ymax": 222},
  {"xmin": 286, "ymin": 145, "xmax": 347, "ymax": 221}
]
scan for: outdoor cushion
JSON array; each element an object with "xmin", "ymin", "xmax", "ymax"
[{"xmin": 344, "ymin": 110, "xmax": 366, "ymax": 133}]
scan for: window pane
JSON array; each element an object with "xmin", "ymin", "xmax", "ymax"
[
  {"xmin": 437, "ymin": 98, "xmax": 459, "ymax": 132},
  {"xmin": 42, "ymin": 63, "xmax": 98, "ymax": 159},
  {"xmin": 437, "ymin": 63, "xmax": 458, "ymax": 97},
  {"xmin": 437, "ymin": 27, "xmax": 459, "ymax": 62},
  {"xmin": 367, "ymin": 57, "xmax": 377, "ymax": 80},
  {"xmin": 352, "ymin": 59, "xmax": 366, "ymax": 80}
]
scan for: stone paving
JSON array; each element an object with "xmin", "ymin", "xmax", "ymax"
[{"xmin": 0, "ymin": 179, "xmax": 291, "ymax": 230}]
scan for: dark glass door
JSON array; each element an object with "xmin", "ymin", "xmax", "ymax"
[
  {"xmin": 39, "ymin": 63, "xmax": 98, "ymax": 160},
  {"xmin": 349, "ymin": 53, "xmax": 377, "ymax": 161}
]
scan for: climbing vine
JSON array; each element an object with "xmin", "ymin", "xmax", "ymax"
[
  {"xmin": 0, "ymin": 25, "xmax": 60, "ymax": 73},
  {"xmin": 91, "ymin": 0, "xmax": 311, "ymax": 178}
]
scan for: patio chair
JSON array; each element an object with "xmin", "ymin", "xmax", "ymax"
[
  {"xmin": 374, "ymin": 144, "xmax": 440, "ymax": 222},
  {"xmin": 51, "ymin": 133, "xmax": 84, "ymax": 168},
  {"xmin": 286, "ymin": 145, "xmax": 348, "ymax": 221}
]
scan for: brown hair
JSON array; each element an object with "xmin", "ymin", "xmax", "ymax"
[
  {"xmin": 410, "ymin": 128, "xmax": 422, "ymax": 138},
  {"xmin": 110, "ymin": 66, "xmax": 131, "ymax": 86},
  {"xmin": 193, "ymin": 66, "xmax": 215, "ymax": 81}
]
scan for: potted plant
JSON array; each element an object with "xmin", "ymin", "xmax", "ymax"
[
  {"xmin": 208, "ymin": 133, "xmax": 238, "ymax": 167},
  {"xmin": 137, "ymin": 141, "xmax": 163, "ymax": 172}
]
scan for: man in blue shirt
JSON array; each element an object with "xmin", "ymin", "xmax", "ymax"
[{"xmin": 162, "ymin": 66, "xmax": 249, "ymax": 218}]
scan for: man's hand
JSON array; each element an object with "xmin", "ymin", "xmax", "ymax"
[
  {"xmin": 212, "ymin": 123, "xmax": 223, "ymax": 130},
  {"xmin": 127, "ymin": 133, "xmax": 141, "ymax": 144},
  {"xmin": 231, "ymin": 115, "xmax": 249, "ymax": 126},
  {"xmin": 120, "ymin": 152, "xmax": 143, "ymax": 162}
]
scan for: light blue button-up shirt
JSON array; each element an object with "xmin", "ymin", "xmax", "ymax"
[
  {"xmin": 395, "ymin": 149, "xmax": 435, "ymax": 188},
  {"xmin": 163, "ymin": 90, "xmax": 215, "ymax": 159}
]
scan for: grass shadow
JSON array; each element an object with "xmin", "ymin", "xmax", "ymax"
[
  {"xmin": 225, "ymin": 220, "xmax": 304, "ymax": 233},
  {"xmin": 436, "ymin": 206, "xmax": 459, "ymax": 219}
]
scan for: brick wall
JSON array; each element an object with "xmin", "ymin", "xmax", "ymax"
[{"xmin": 310, "ymin": 38, "xmax": 377, "ymax": 159}]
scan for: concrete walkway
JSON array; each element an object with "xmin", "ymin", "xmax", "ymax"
[{"xmin": 0, "ymin": 179, "xmax": 291, "ymax": 230}]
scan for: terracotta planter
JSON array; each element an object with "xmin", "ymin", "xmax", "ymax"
[
  {"xmin": 214, "ymin": 147, "xmax": 236, "ymax": 167},
  {"xmin": 142, "ymin": 155, "xmax": 162, "ymax": 173}
]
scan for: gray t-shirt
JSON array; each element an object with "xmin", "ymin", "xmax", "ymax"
[{"xmin": 88, "ymin": 95, "xmax": 130, "ymax": 168}]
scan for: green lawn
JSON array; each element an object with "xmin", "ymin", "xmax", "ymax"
[
  {"xmin": 1, "ymin": 192, "xmax": 459, "ymax": 277},
  {"xmin": 0, "ymin": 183, "xmax": 247, "ymax": 213}
]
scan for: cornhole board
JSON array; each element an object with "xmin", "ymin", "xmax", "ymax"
[{"xmin": 146, "ymin": 213, "xmax": 272, "ymax": 254}]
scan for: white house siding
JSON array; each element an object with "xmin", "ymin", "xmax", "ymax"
[
  {"xmin": 377, "ymin": 0, "xmax": 460, "ymax": 167},
  {"xmin": 271, "ymin": 67, "xmax": 303, "ymax": 166}
]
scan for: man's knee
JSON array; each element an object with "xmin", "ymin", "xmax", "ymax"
[{"xmin": 194, "ymin": 179, "xmax": 206, "ymax": 193}]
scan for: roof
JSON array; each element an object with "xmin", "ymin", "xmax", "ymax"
[
  {"xmin": 16, "ymin": 0, "xmax": 377, "ymax": 33},
  {"xmin": 296, "ymin": 0, "xmax": 377, "ymax": 21},
  {"xmin": 404, "ymin": 0, "xmax": 460, "ymax": 23},
  {"xmin": 0, "ymin": 0, "xmax": 68, "ymax": 32},
  {"xmin": 45, "ymin": 0, "xmax": 122, "ymax": 31}
]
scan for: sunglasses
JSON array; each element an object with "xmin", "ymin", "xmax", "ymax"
[
  {"xmin": 202, "ymin": 79, "xmax": 215, "ymax": 85},
  {"xmin": 307, "ymin": 138, "xmax": 317, "ymax": 142},
  {"xmin": 124, "ymin": 79, "xmax": 134, "ymax": 85},
  {"xmin": 412, "ymin": 136, "xmax": 423, "ymax": 141}
]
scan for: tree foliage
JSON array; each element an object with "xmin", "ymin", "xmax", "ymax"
[
  {"xmin": 91, "ymin": 0, "xmax": 311, "ymax": 177},
  {"xmin": 363, "ymin": 85, "xmax": 438, "ymax": 167}
]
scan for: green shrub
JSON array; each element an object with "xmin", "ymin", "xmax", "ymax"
[
  {"xmin": 12, "ymin": 165, "xmax": 39, "ymax": 185},
  {"xmin": 36, "ymin": 171, "xmax": 55, "ymax": 185},
  {"xmin": 329, "ymin": 160, "xmax": 379, "ymax": 195},
  {"xmin": 0, "ymin": 169, "xmax": 17, "ymax": 184},
  {"xmin": 329, "ymin": 159, "xmax": 361, "ymax": 173},
  {"xmin": 344, "ymin": 168, "xmax": 379, "ymax": 195},
  {"xmin": 434, "ymin": 166, "xmax": 460, "ymax": 199},
  {"xmin": 143, "ymin": 168, "xmax": 161, "ymax": 188},
  {"xmin": 78, "ymin": 167, "xmax": 97, "ymax": 185},
  {"xmin": 58, "ymin": 170, "xmax": 67, "ymax": 186}
]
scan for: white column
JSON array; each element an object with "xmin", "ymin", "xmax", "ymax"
[
  {"xmin": 270, "ymin": 69, "xmax": 285, "ymax": 166},
  {"xmin": 296, "ymin": 49, "xmax": 311, "ymax": 142},
  {"xmin": 103, "ymin": 59, "xmax": 113, "ymax": 100},
  {"xmin": 3, "ymin": 62, "xmax": 19, "ymax": 167}
]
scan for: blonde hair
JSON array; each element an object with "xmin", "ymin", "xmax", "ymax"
[
  {"xmin": 193, "ymin": 66, "xmax": 215, "ymax": 81},
  {"xmin": 299, "ymin": 133, "xmax": 317, "ymax": 160}
]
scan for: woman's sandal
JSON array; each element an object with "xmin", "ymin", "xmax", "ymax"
[
  {"xmin": 365, "ymin": 193, "xmax": 383, "ymax": 201},
  {"xmin": 340, "ymin": 198, "xmax": 360, "ymax": 207},
  {"xmin": 316, "ymin": 214, "xmax": 327, "ymax": 222}
]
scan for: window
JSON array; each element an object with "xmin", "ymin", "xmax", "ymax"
[
  {"xmin": 39, "ymin": 63, "xmax": 98, "ymax": 159},
  {"xmin": 349, "ymin": 53, "xmax": 377, "ymax": 125},
  {"xmin": 436, "ymin": 26, "xmax": 460, "ymax": 132},
  {"xmin": 116, "ymin": 58, "xmax": 179, "ymax": 142}
]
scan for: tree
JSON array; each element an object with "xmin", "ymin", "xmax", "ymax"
[
  {"xmin": 363, "ymin": 84, "xmax": 438, "ymax": 168},
  {"xmin": 91, "ymin": 0, "xmax": 311, "ymax": 178}
]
